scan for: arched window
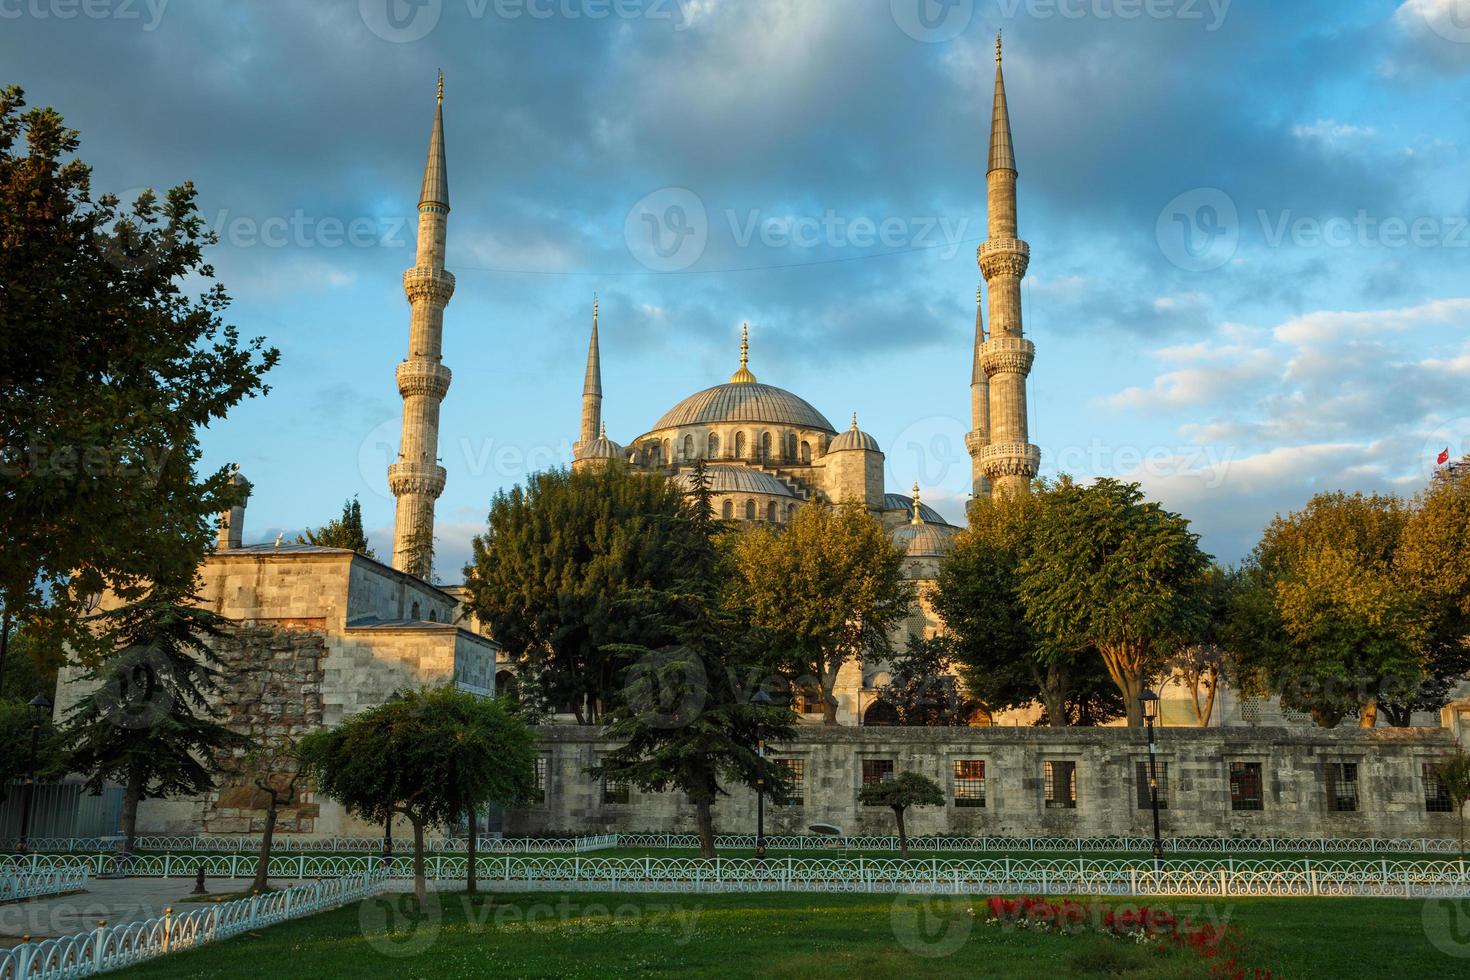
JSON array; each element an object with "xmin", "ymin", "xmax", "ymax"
[
  {"xmin": 410, "ymin": 601, "xmax": 421, "ymax": 620},
  {"xmin": 760, "ymin": 432, "xmax": 772, "ymax": 458},
  {"xmin": 786, "ymin": 503, "xmax": 797, "ymax": 522},
  {"xmin": 766, "ymin": 502, "xmax": 777, "ymax": 522},
  {"xmin": 744, "ymin": 500, "xmax": 756, "ymax": 521},
  {"xmin": 722, "ymin": 499, "xmax": 734, "ymax": 520},
  {"xmin": 708, "ymin": 433, "xmax": 720, "ymax": 458},
  {"xmin": 428, "ymin": 609, "xmax": 437, "ymax": 622},
  {"xmin": 683, "ymin": 434, "xmax": 694, "ymax": 460},
  {"xmin": 495, "ymin": 671, "xmax": 518, "ymax": 702},
  {"xmin": 735, "ymin": 432, "xmax": 747, "ymax": 458},
  {"xmin": 663, "ymin": 439, "xmax": 671, "ymax": 465},
  {"xmin": 864, "ymin": 700, "xmax": 901, "ymax": 727},
  {"xmin": 800, "ymin": 441, "xmax": 811, "ymax": 463},
  {"xmin": 786, "ymin": 433, "xmax": 797, "ymax": 460}
]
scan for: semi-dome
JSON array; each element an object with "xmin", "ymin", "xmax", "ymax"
[
  {"xmin": 828, "ymin": 414, "xmax": 881, "ymax": 453},
  {"xmin": 673, "ymin": 463, "xmax": 798, "ymax": 498}
]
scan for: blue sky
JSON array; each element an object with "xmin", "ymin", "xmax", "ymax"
[{"xmin": 5, "ymin": 0, "xmax": 1468, "ymax": 580}]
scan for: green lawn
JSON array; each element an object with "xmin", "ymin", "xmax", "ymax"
[{"xmin": 114, "ymin": 890, "xmax": 1460, "ymax": 979}]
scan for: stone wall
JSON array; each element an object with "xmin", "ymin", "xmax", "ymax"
[{"xmin": 505, "ymin": 725, "xmax": 1461, "ymax": 839}]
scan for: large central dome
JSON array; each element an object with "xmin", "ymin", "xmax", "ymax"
[{"xmin": 653, "ymin": 381, "xmax": 836, "ymax": 432}]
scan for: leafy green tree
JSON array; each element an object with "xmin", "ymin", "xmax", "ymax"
[
  {"xmin": 725, "ymin": 502, "xmax": 913, "ymax": 724},
  {"xmin": 933, "ymin": 490, "xmax": 1122, "ymax": 727},
  {"xmin": 1433, "ymin": 748, "xmax": 1470, "ymax": 860},
  {"xmin": 857, "ymin": 771, "xmax": 944, "ymax": 858},
  {"xmin": 297, "ymin": 497, "xmax": 376, "ymax": 558},
  {"xmin": 464, "ymin": 465, "xmax": 709, "ymax": 723},
  {"xmin": 1392, "ymin": 471, "xmax": 1470, "ymax": 726},
  {"xmin": 1020, "ymin": 478, "xmax": 1211, "ymax": 728},
  {"xmin": 301, "ymin": 687, "xmax": 536, "ymax": 901},
  {"xmin": 871, "ymin": 636, "xmax": 972, "ymax": 727},
  {"xmin": 0, "ymin": 699, "xmax": 63, "ymax": 806},
  {"xmin": 236, "ymin": 735, "xmax": 307, "ymax": 894},
  {"xmin": 1229, "ymin": 492, "xmax": 1430, "ymax": 728},
  {"xmin": 61, "ymin": 592, "xmax": 243, "ymax": 854},
  {"xmin": 1167, "ymin": 565, "xmax": 1236, "ymax": 727},
  {"xmin": 0, "ymin": 86, "xmax": 277, "ymax": 647},
  {"xmin": 0, "ymin": 622, "xmax": 65, "ymax": 703}
]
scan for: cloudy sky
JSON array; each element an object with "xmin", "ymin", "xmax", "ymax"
[{"xmin": 6, "ymin": 0, "xmax": 1468, "ymax": 578}]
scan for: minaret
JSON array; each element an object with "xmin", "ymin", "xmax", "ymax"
[
  {"xmin": 965, "ymin": 282, "xmax": 991, "ymax": 501},
  {"xmin": 389, "ymin": 73, "xmax": 455, "ymax": 579},
  {"xmin": 576, "ymin": 297, "xmax": 602, "ymax": 455},
  {"xmin": 976, "ymin": 34, "xmax": 1040, "ymax": 497}
]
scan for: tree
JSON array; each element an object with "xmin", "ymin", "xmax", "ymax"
[
  {"xmin": 237, "ymin": 736, "xmax": 307, "ymax": 894},
  {"xmin": 464, "ymin": 465, "xmax": 709, "ymax": 723},
  {"xmin": 1228, "ymin": 492, "xmax": 1431, "ymax": 728},
  {"xmin": 0, "ymin": 86, "xmax": 277, "ymax": 648},
  {"xmin": 1168, "ymin": 565, "xmax": 1236, "ymax": 727},
  {"xmin": 0, "ymin": 623, "xmax": 65, "ymax": 703},
  {"xmin": 301, "ymin": 687, "xmax": 537, "ymax": 902},
  {"xmin": 872, "ymin": 636, "xmax": 972, "ymax": 727},
  {"xmin": 725, "ymin": 502, "xmax": 913, "ymax": 724},
  {"xmin": 1020, "ymin": 479, "xmax": 1211, "ymax": 727},
  {"xmin": 61, "ymin": 591, "xmax": 243, "ymax": 854},
  {"xmin": 857, "ymin": 772, "xmax": 944, "ymax": 858},
  {"xmin": 933, "ymin": 491, "xmax": 1123, "ymax": 727},
  {"xmin": 1433, "ymin": 749, "xmax": 1470, "ymax": 860},
  {"xmin": 0, "ymin": 699, "xmax": 63, "ymax": 806},
  {"xmin": 297, "ymin": 498, "xmax": 376, "ymax": 558}
]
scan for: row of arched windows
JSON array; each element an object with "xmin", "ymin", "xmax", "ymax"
[
  {"xmin": 720, "ymin": 498, "xmax": 799, "ymax": 523},
  {"xmin": 651, "ymin": 431, "xmax": 814, "ymax": 466}
]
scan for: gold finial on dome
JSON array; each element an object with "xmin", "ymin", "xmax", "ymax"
[
  {"xmin": 437, "ymin": 70, "xmax": 444, "ymax": 104},
  {"xmin": 996, "ymin": 31, "xmax": 1002, "ymax": 64},
  {"xmin": 851, "ymin": 413, "xmax": 859, "ymax": 430},
  {"xmin": 912, "ymin": 482, "xmax": 923, "ymax": 525},
  {"xmin": 599, "ymin": 421, "xmax": 607, "ymax": 438},
  {"xmin": 730, "ymin": 322, "xmax": 758, "ymax": 384}
]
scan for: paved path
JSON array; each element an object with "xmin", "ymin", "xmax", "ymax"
[{"xmin": 0, "ymin": 878, "xmax": 303, "ymax": 942}]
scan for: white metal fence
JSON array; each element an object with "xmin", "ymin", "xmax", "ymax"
[
  {"xmin": 0, "ymin": 834, "xmax": 619, "ymax": 855},
  {"xmin": 0, "ymin": 870, "xmax": 386, "ymax": 980},
  {"xmin": 0, "ymin": 852, "xmax": 1465, "ymax": 899},
  {"xmin": 0, "ymin": 869, "xmax": 89, "ymax": 904}
]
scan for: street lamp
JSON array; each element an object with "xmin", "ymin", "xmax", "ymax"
[
  {"xmin": 750, "ymin": 689, "xmax": 773, "ymax": 861},
  {"xmin": 1138, "ymin": 689, "xmax": 1164, "ymax": 872},
  {"xmin": 17, "ymin": 695, "xmax": 52, "ymax": 854}
]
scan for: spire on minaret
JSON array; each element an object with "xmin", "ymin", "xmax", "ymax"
[
  {"xmin": 988, "ymin": 33, "xmax": 1016, "ymax": 175},
  {"xmin": 420, "ymin": 72, "xmax": 450, "ymax": 212},
  {"xmin": 576, "ymin": 296, "xmax": 603, "ymax": 458},
  {"xmin": 911, "ymin": 482, "xmax": 923, "ymax": 526},
  {"xmin": 971, "ymin": 283, "xmax": 986, "ymax": 384},
  {"xmin": 730, "ymin": 322, "xmax": 757, "ymax": 384}
]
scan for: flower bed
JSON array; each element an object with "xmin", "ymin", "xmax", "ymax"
[{"xmin": 981, "ymin": 896, "xmax": 1276, "ymax": 979}]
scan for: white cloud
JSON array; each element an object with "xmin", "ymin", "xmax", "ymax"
[
  {"xmin": 1292, "ymin": 119, "xmax": 1378, "ymax": 146},
  {"xmin": 1272, "ymin": 298, "xmax": 1470, "ymax": 345}
]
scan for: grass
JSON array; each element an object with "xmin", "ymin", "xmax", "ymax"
[{"xmin": 113, "ymin": 890, "xmax": 1455, "ymax": 979}]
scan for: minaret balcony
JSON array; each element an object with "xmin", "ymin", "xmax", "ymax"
[
  {"xmin": 388, "ymin": 462, "xmax": 447, "ymax": 498},
  {"xmin": 978, "ymin": 238, "xmax": 1030, "ymax": 280},
  {"xmin": 980, "ymin": 442, "xmax": 1041, "ymax": 480},
  {"xmin": 403, "ymin": 267, "xmax": 457, "ymax": 306},
  {"xmin": 396, "ymin": 360, "xmax": 453, "ymax": 400},
  {"xmin": 979, "ymin": 337, "xmax": 1036, "ymax": 378},
  {"xmin": 964, "ymin": 431, "xmax": 989, "ymax": 456}
]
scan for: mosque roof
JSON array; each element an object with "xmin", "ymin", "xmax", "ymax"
[
  {"xmin": 828, "ymin": 415, "xmax": 881, "ymax": 453},
  {"xmin": 673, "ymin": 464, "xmax": 798, "ymax": 498}
]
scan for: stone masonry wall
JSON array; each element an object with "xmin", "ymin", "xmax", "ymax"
[{"xmin": 506, "ymin": 725, "xmax": 1460, "ymax": 840}]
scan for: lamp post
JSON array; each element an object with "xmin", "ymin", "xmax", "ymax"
[
  {"xmin": 750, "ymin": 689, "xmax": 773, "ymax": 861},
  {"xmin": 17, "ymin": 695, "xmax": 52, "ymax": 854},
  {"xmin": 1138, "ymin": 689, "xmax": 1164, "ymax": 872}
]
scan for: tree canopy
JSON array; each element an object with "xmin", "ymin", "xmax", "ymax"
[
  {"xmin": 0, "ymin": 86, "xmax": 277, "ymax": 644},
  {"xmin": 297, "ymin": 497, "xmax": 375, "ymax": 558},
  {"xmin": 725, "ymin": 502, "xmax": 913, "ymax": 724},
  {"xmin": 856, "ymin": 771, "xmax": 944, "ymax": 857}
]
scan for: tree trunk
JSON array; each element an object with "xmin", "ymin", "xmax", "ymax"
[
  {"xmin": 121, "ymin": 770, "xmax": 144, "ymax": 856},
  {"xmin": 252, "ymin": 805, "xmax": 277, "ymax": 894},
  {"xmin": 1359, "ymin": 701, "xmax": 1377, "ymax": 729},
  {"xmin": 694, "ymin": 800, "xmax": 716, "ymax": 858},
  {"xmin": 893, "ymin": 806, "xmax": 908, "ymax": 859},
  {"xmin": 410, "ymin": 816, "xmax": 427, "ymax": 904},
  {"xmin": 466, "ymin": 808, "xmax": 477, "ymax": 895},
  {"xmin": 1190, "ymin": 667, "xmax": 1217, "ymax": 727},
  {"xmin": 1101, "ymin": 647, "xmax": 1145, "ymax": 728},
  {"xmin": 1041, "ymin": 664, "xmax": 1070, "ymax": 727},
  {"xmin": 1311, "ymin": 707, "xmax": 1344, "ymax": 728}
]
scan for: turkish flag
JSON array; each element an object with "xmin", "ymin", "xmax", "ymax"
[{"xmin": 1438, "ymin": 448, "xmax": 1451, "ymax": 466}]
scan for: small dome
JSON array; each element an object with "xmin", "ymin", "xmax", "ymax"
[
  {"xmin": 673, "ymin": 464, "xmax": 797, "ymax": 498},
  {"xmin": 891, "ymin": 522, "xmax": 954, "ymax": 558},
  {"xmin": 576, "ymin": 424, "xmax": 623, "ymax": 461},
  {"xmin": 827, "ymin": 414, "xmax": 880, "ymax": 453},
  {"xmin": 882, "ymin": 494, "xmax": 947, "ymax": 525}
]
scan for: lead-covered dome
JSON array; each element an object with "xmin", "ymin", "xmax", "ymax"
[
  {"xmin": 673, "ymin": 463, "xmax": 798, "ymax": 498},
  {"xmin": 828, "ymin": 414, "xmax": 881, "ymax": 453}
]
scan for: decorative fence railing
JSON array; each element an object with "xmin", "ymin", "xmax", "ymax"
[
  {"xmin": 0, "ymin": 834, "xmax": 619, "ymax": 855},
  {"xmin": 3, "ymin": 833, "xmax": 1457, "ymax": 856},
  {"xmin": 0, "ymin": 870, "xmax": 386, "ymax": 980},
  {"xmin": 0, "ymin": 868, "xmax": 89, "ymax": 904},
  {"xmin": 0, "ymin": 852, "xmax": 1465, "ymax": 899}
]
